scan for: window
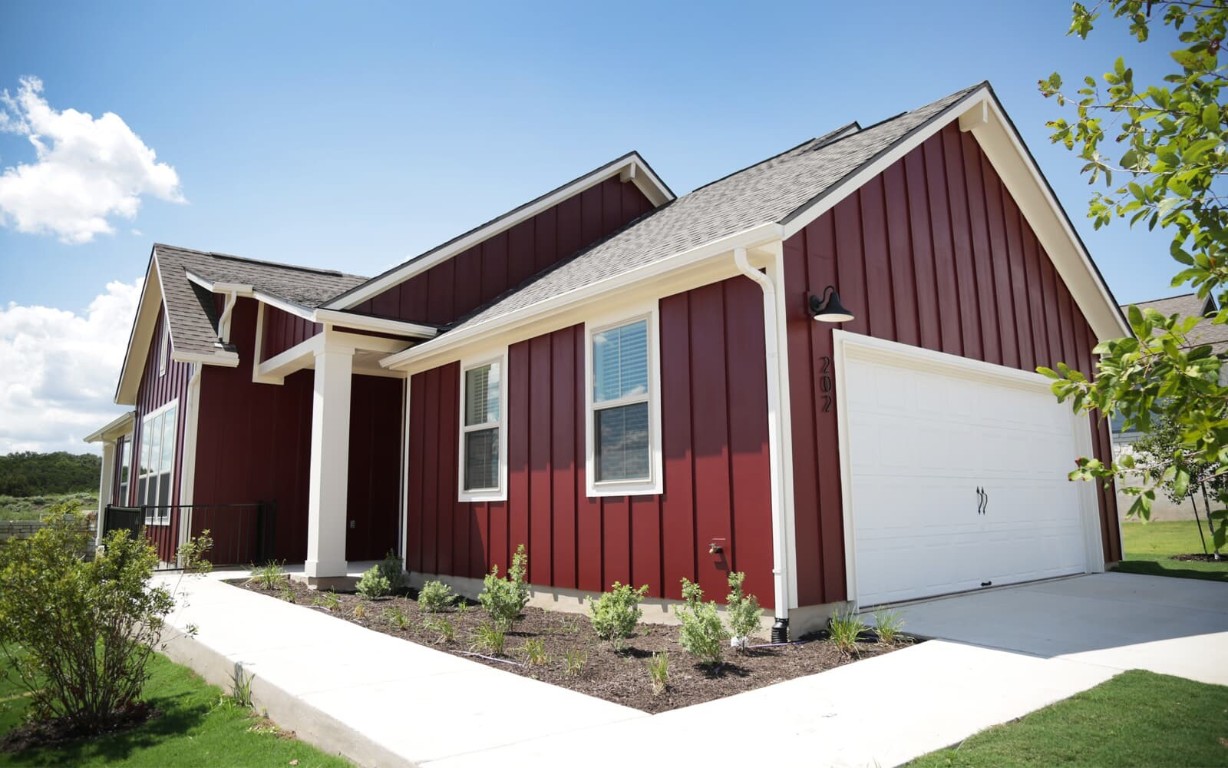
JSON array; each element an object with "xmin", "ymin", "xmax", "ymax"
[
  {"xmin": 586, "ymin": 311, "xmax": 662, "ymax": 496},
  {"xmin": 116, "ymin": 436, "xmax": 132, "ymax": 505},
  {"xmin": 458, "ymin": 356, "xmax": 506, "ymax": 500},
  {"xmin": 137, "ymin": 402, "xmax": 177, "ymax": 523}
]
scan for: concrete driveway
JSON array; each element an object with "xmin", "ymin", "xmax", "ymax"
[{"xmin": 892, "ymin": 571, "xmax": 1228, "ymax": 685}]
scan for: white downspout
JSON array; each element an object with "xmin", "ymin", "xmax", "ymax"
[{"xmin": 733, "ymin": 247, "xmax": 792, "ymax": 640}]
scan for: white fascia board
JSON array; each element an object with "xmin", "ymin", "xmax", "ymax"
[
  {"xmin": 173, "ymin": 350, "xmax": 241, "ymax": 367},
  {"xmin": 258, "ymin": 334, "xmax": 324, "ymax": 381},
  {"xmin": 83, "ymin": 411, "xmax": 135, "ymax": 444},
  {"xmin": 781, "ymin": 87, "xmax": 990, "ymax": 243},
  {"xmin": 325, "ymin": 153, "xmax": 674, "ymax": 312},
  {"xmin": 381, "ymin": 221, "xmax": 783, "ymax": 372},
  {"xmin": 976, "ymin": 96, "xmax": 1131, "ymax": 341},
  {"xmin": 115, "ymin": 257, "xmax": 165, "ymax": 406},
  {"xmin": 313, "ymin": 308, "xmax": 438, "ymax": 339},
  {"xmin": 254, "ymin": 291, "xmax": 316, "ymax": 321}
]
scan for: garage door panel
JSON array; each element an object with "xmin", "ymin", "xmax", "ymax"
[{"xmin": 844, "ymin": 346, "xmax": 1092, "ymax": 607}]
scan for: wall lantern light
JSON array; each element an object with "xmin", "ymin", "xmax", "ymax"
[{"xmin": 806, "ymin": 286, "xmax": 854, "ymax": 323}]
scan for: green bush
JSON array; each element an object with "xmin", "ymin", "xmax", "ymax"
[
  {"xmin": 376, "ymin": 551, "xmax": 405, "ymax": 592},
  {"xmin": 725, "ymin": 571, "xmax": 763, "ymax": 650},
  {"xmin": 248, "ymin": 560, "xmax": 286, "ymax": 590},
  {"xmin": 478, "ymin": 544, "xmax": 529, "ymax": 630},
  {"xmin": 418, "ymin": 579, "xmax": 456, "ymax": 613},
  {"xmin": 676, "ymin": 578, "xmax": 730, "ymax": 666},
  {"xmin": 0, "ymin": 515, "xmax": 175, "ymax": 734},
  {"xmin": 828, "ymin": 609, "xmax": 866, "ymax": 655},
  {"xmin": 357, "ymin": 565, "xmax": 392, "ymax": 599},
  {"xmin": 588, "ymin": 582, "xmax": 648, "ymax": 650}
]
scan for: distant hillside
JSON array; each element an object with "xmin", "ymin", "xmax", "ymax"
[{"xmin": 0, "ymin": 452, "xmax": 102, "ymax": 497}]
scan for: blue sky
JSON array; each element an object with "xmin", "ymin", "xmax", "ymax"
[{"xmin": 0, "ymin": 1, "xmax": 1183, "ymax": 452}]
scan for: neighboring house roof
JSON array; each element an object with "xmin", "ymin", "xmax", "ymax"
[
  {"xmin": 155, "ymin": 244, "xmax": 367, "ymax": 359},
  {"xmin": 446, "ymin": 83, "xmax": 984, "ymax": 334},
  {"xmin": 1126, "ymin": 292, "xmax": 1228, "ymax": 355}
]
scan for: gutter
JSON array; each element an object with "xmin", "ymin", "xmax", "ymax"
[{"xmin": 732, "ymin": 247, "xmax": 792, "ymax": 641}]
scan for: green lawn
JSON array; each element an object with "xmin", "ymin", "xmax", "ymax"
[
  {"xmin": 909, "ymin": 669, "xmax": 1228, "ymax": 767},
  {"xmin": 1115, "ymin": 520, "xmax": 1228, "ymax": 583},
  {"xmin": 0, "ymin": 650, "xmax": 349, "ymax": 767}
]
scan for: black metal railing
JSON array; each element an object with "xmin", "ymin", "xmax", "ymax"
[{"xmin": 102, "ymin": 502, "xmax": 276, "ymax": 570}]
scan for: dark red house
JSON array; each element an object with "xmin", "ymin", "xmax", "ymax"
[{"xmin": 90, "ymin": 83, "xmax": 1125, "ymax": 637}]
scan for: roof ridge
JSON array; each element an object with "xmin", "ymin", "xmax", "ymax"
[
  {"xmin": 154, "ymin": 243, "xmax": 365, "ymax": 280},
  {"xmin": 689, "ymin": 133, "xmax": 835, "ymax": 195}
]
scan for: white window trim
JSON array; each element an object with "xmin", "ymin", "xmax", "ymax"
[
  {"xmin": 585, "ymin": 304, "xmax": 664, "ymax": 497},
  {"xmin": 457, "ymin": 350, "xmax": 509, "ymax": 502},
  {"xmin": 116, "ymin": 432, "xmax": 134, "ymax": 506},
  {"xmin": 139, "ymin": 399, "xmax": 178, "ymax": 525},
  {"xmin": 158, "ymin": 321, "xmax": 170, "ymax": 377}
]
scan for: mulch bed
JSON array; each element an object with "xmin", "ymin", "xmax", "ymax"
[
  {"xmin": 1172, "ymin": 553, "xmax": 1226, "ymax": 562},
  {"xmin": 234, "ymin": 579, "xmax": 914, "ymax": 714}
]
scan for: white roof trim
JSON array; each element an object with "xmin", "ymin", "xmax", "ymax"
[
  {"xmin": 325, "ymin": 152, "xmax": 674, "ymax": 311},
  {"xmin": 115, "ymin": 256, "xmax": 166, "ymax": 405},
  {"xmin": 781, "ymin": 86, "xmax": 1129, "ymax": 342},
  {"xmin": 313, "ymin": 308, "xmax": 438, "ymax": 339},
  {"xmin": 84, "ymin": 411, "xmax": 135, "ymax": 443},
  {"xmin": 381, "ymin": 222, "xmax": 783, "ymax": 371}
]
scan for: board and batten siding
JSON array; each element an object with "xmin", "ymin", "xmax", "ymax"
[
  {"xmin": 260, "ymin": 304, "xmax": 322, "ymax": 362},
  {"xmin": 784, "ymin": 122, "xmax": 1123, "ymax": 607},
  {"xmin": 406, "ymin": 276, "xmax": 775, "ymax": 606},
  {"xmin": 194, "ymin": 297, "xmax": 402, "ymax": 563},
  {"xmin": 354, "ymin": 178, "xmax": 656, "ymax": 327},
  {"xmin": 132, "ymin": 307, "xmax": 192, "ymax": 560}
]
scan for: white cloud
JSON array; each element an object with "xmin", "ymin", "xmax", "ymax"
[
  {"xmin": 0, "ymin": 278, "xmax": 142, "ymax": 454},
  {"xmin": 0, "ymin": 77, "xmax": 183, "ymax": 244}
]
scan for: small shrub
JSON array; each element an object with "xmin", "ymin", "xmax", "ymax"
[
  {"xmin": 352, "ymin": 602, "xmax": 367, "ymax": 620},
  {"xmin": 277, "ymin": 583, "xmax": 297, "ymax": 603},
  {"xmin": 471, "ymin": 623, "xmax": 506, "ymax": 655},
  {"xmin": 522, "ymin": 638, "xmax": 549, "ymax": 666},
  {"xmin": 177, "ymin": 528, "xmax": 214, "ymax": 574},
  {"xmin": 588, "ymin": 582, "xmax": 648, "ymax": 650},
  {"xmin": 676, "ymin": 578, "xmax": 730, "ymax": 666},
  {"xmin": 564, "ymin": 649, "xmax": 588, "ymax": 677},
  {"xmin": 726, "ymin": 571, "xmax": 763, "ymax": 651},
  {"xmin": 647, "ymin": 651, "xmax": 669, "ymax": 695},
  {"xmin": 478, "ymin": 544, "xmax": 530, "ymax": 630},
  {"xmin": 418, "ymin": 580, "xmax": 456, "ymax": 613},
  {"xmin": 421, "ymin": 615, "xmax": 456, "ymax": 645},
  {"xmin": 229, "ymin": 661, "xmax": 254, "ymax": 708},
  {"xmin": 383, "ymin": 605, "xmax": 411, "ymax": 630},
  {"xmin": 872, "ymin": 609, "xmax": 904, "ymax": 645},
  {"xmin": 828, "ymin": 609, "xmax": 866, "ymax": 655},
  {"xmin": 312, "ymin": 591, "xmax": 341, "ymax": 611},
  {"xmin": 249, "ymin": 560, "xmax": 286, "ymax": 590},
  {"xmin": 357, "ymin": 565, "xmax": 392, "ymax": 599},
  {"xmin": 377, "ymin": 551, "xmax": 405, "ymax": 592},
  {"xmin": 0, "ymin": 519, "xmax": 175, "ymax": 733}
]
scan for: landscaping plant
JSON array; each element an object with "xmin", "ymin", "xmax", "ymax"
[
  {"xmin": 356, "ymin": 564, "xmax": 392, "ymax": 599},
  {"xmin": 382, "ymin": 605, "xmax": 411, "ymax": 630},
  {"xmin": 0, "ymin": 515, "xmax": 175, "ymax": 735},
  {"xmin": 249, "ymin": 560, "xmax": 286, "ymax": 590},
  {"xmin": 828, "ymin": 609, "xmax": 866, "ymax": 656},
  {"xmin": 564, "ymin": 648, "xmax": 588, "ymax": 677},
  {"xmin": 725, "ymin": 571, "xmax": 762, "ymax": 650},
  {"xmin": 471, "ymin": 623, "xmax": 506, "ymax": 655},
  {"xmin": 418, "ymin": 579, "xmax": 457, "ymax": 612},
  {"xmin": 648, "ymin": 651, "xmax": 669, "ymax": 695},
  {"xmin": 588, "ymin": 581, "xmax": 648, "ymax": 650},
  {"xmin": 522, "ymin": 637, "xmax": 549, "ymax": 666},
  {"xmin": 376, "ymin": 551, "xmax": 405, "ymax": 592},
  {"xmin": 421, "ymin": 615, "xmax": 456, "ymax": 644},
  {"xmin": 676, "ymin": 578, "xmax": 730, "ymax": 666},
  {"xmin": 478, "ymin": 544, "xmax": 530, "ymax": 630},
  {"xmin": 872, "ymin": 609, "xmax": 904, "ymax": 645}
]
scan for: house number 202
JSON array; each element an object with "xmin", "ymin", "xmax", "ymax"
[{"xmin": 819, "ymin": 356, "xmax": 833, "ymax": 412}]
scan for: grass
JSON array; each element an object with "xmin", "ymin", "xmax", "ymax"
[
  {"xmin": 0, "ymin": 650, "xmax": 349, "ymax": 767},
  {"xmin": 1115, "ymin": 520, "xmax": 1228, "ymax": 583},
  {"xmin": 909, "ymin": 669, "xmax": 1228, "ymax": 767},
  {"xmin": 0, "ymin": 493, "xmax": 96, "ymax": 522}
]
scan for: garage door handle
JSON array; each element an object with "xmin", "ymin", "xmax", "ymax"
[
  {"xmin": 976, "ymin": 487, "xmax": 986, "ymax": 515},
  {"xmin": 983, "ymin": 488, "xmax": 989, "ymax": 515}
]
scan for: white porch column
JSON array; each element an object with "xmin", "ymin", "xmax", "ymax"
[
  {"xmin": 305, "ymin": 339, "xmax": 353, "ymax": 579},
  {"xmin": 95, "ymin": 441, "xmax": 116, "ymax": 547}
]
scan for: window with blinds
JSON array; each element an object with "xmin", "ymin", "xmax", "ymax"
[
  {"xmin": 591, "ymin": 318, "xmax": 652, "ymax": 484},
  {"xmin": 461, "ymin": 360, "xmax": 503, "ymax": 494},
  {"xmin": 138, "ymin": 402, "xmax": 177, "ymax": 523}
]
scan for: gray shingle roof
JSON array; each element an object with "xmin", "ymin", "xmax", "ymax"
[
  {"xmin": 448, "ymin": 83, "xmax": 985, "ymax": 333},
  {"xmin": 1128, "ymin": 293, "xmax": 1228, "ymax": 355},
  {"xmin": 154, "ymin": 244, "xmax": 367, "ymax": 357}
]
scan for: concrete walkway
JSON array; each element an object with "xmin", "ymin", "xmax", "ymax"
[{"xmin": 155, "ymin": 571, "xmax": 1228, "ymax": 768}]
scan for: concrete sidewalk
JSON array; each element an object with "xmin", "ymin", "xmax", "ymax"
[{"xmin": 155, "ymin": 571, "xmax": 1225, "ymax": 767}]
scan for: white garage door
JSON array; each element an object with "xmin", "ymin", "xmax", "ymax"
[{"xmin": 841, "ymin": 337, "xmax": 1097, "ymax": 607}]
